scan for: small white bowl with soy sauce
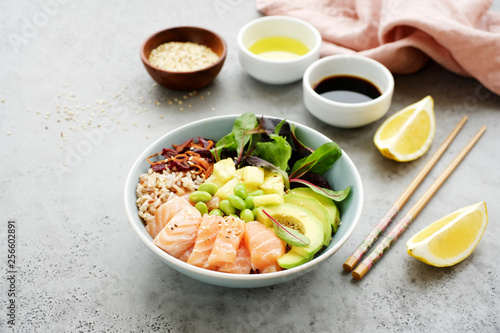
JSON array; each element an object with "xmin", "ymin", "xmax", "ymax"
[
  {"xmin": 303, "ymin": 55, "xmax": 394, "ymax": 128},
  {"xmin": 237, "ymin": 16, "xmax": 322, "ymax": 84}
]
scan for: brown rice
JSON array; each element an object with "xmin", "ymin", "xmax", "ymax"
[{"xmin": 136, "ymin": 168, "xmax": 205, "ymax": 225}]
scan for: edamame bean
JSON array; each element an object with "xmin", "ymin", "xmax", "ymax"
[
  {"xmin": 198, "ymin": 182, "xmax": 219, "ymax": 195},
  {"xmin": 189, "ymin": 190, "xmax": 212, "ymax": 202},
  {"xmin": 219, "ymin": 199, "xmax": 236, "ymax": 216},
  {"xmin": 209, "ymin": 209, "xmax": 223, "ymax": 216},
  {"xmin": 245, "ymin": 196, "xmax": 254, "ymax": 210},
  {"xmin": 234, "ymin": 184, "xmax": 248, "ymax": 199},
  {"xmin": 195, "ymin": 202, "xmax": 208, "ymax": 216},
  {"xmin": 248, "ymin": 189, "xmax": 265, "ymax": 197},
  {"xmin": 228, "ymin": 195, "xmax": 246, "ymax": 211},
  {"xmin": 240, "ymin": 209, "xmax": 254, "ymax": 222}
]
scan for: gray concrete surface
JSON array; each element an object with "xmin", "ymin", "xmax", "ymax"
[{"xmin": 1, "ymin": 1, "xmax": 499, "ymax": 332}]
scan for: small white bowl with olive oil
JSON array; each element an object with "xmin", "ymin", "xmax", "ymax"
[
  {"xmin": 303, "ymin": 55, "xmax": 394, "ymax": 128},
  {"xmin": 237, "ymin": 16, "xmax": 322, "ymax": 84}
]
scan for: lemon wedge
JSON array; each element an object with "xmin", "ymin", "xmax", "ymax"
[
  {"xmin": 374, "ymin": 95, "xmax": 435, "ymax": 162},
  {"xmin": 406, "ymin": 202, "xmax": 488, "ymax": 267}
]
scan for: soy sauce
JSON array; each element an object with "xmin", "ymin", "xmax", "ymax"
[{"xmin": 313, "ymin": 75, "xmax": 381, "ymax": 103}]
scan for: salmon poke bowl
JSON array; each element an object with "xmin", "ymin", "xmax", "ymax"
[{"xmin": 124, "ymin": 113, "xmax": 363, "ymax": 288}]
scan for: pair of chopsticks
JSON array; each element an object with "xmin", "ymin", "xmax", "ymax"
[{"xmin": 343, "ymin": 116, "xmax": 486, "ymax": 280}]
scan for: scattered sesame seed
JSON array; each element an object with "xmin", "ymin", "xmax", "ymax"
[
  {"xmin": 179, "ymin": 107, "xmax": 184, "ymax": 111},
  {"xmin": 7, "ymin": 132, "xmax": 11, "ymax": 136},
  {"xmin": 200, "ymin": 96, "xmax": 205, "ymax": 100}
]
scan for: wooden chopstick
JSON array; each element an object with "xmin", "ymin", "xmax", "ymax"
[
  {"xmin": 352, "ymin": 125, "xmax": 487, "ymax": 281},
  {"xmin": 343, "ymin": 116, "xmax": 469, "ymax": 272}
]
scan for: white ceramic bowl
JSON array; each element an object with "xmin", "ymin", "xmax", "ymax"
[
  {"xmin": 303, "ymin": 55, "xmax": 394, "ymax": 128},
  {"xmin": 237, "ymin": 16, "xmax": 322, "ymax": 84},
  {"xmin": 124, "ymin": 115, "xmax": 363, "ymax": 288}
]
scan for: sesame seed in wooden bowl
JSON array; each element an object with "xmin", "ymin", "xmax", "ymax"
[{"xmin": 140, "ymin": 26, "xmax": 227, "ymax": 91}]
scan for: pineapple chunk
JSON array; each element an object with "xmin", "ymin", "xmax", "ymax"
[
  {"xmin": 214, "ymin": 178, "xmax": 240, "ymax": 200},
  {"xmin": 260, "ymin": 171, "xmax": 284, "ymax": 197},
  {"xmin": 253, "ymin": 194, "xmax": 285, "ymax": 207},
  {"xmin": 213, "ymin": 158, "xmax": 236, "ymax": 186},
  {"xmin": 205, "ymin": 174, "xmax": 223, "ymax": 188},
  {"xmin": 238, "ymin": 166, "xmax": 265, "ymax": 188}
]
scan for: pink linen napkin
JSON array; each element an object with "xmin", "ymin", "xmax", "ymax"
[{"xmin": 256, "ymin": 0, "xmax": 500, "ymax": 95}]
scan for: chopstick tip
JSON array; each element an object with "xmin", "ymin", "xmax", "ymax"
[
  {"xmin": 343, "ymin": 256, "xmax": 358, "ymax": 272},
  {"xmin": 352, "ymin": 263, "xmax": 369, "ymax": 281}
]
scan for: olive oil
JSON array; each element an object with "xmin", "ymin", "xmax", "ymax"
[
  {"xmin": 248, "ymin": 36, "xmax": 310, "ymax": 60},
  {"xmin": 313, "ymin": 75, "xmax": 382, "ymax": 103}
]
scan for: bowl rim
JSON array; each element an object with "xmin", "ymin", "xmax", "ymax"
[
  {"xmin": 303, "ymin": 54, "xmax": 395, "ymax": 110},
  {"xmin": 124, "ymin": 114, "xmax": 364, "ymax": 284},
  {"xmin": 237, "ymin": 15, "xmax": 322, "ymax": 65},
  {"xmin": 140, "ymin": 26, "xmax": 228, "ymax": 75}
]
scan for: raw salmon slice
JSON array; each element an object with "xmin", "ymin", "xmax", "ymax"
[
  {"xmin": 244, "ymin": 221, "xmax": 286, "ymax": 271},
  {"xmin": 178, "ymin": 245, "xmax": 194, "ymax": 263},
  {"xmin": 259, "ymin": 262, "xmax": 282, "ymax": 274},
  {"xmin": 147, "ymin": 196, "xmax": 191, "ymax": 239},
  {"xmin": 217, "ymin": 242, "xmax": 252, "ymax": 274},
  {"xmin": 187, "ymin": 215, "xmax": 223, "ymax": 269},
  {"xmin": 153, "ymin": 205, "xmax": 202, "ymax": 259},
  {"xmin": 207, "ymin": 216, "xmax": 245, "ymax": 267}
]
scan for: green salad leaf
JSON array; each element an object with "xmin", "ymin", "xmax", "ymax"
[
  {"xmin": 290, "ymin": 179, "xmax": 350, "ymax": 202},
  {"xmin": 289, "ymin": 142, "xmax": 342, "ymax": 179},
  {"xmin": 254, "ymin": 134, "xmax": 291, "ymax": 171}
]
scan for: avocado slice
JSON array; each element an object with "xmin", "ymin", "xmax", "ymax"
[
  {"xmin": 255, "ymin": 203, "xmax": 324, "ymax": 260},
  {"xmin": 289, "ymin": 187, "xmax": 341, "ymax": 232},
  {"xmin": 284, "ymin": 193, "xmax": 332, "ymax": 246},
  {"xmin": 278, "ymin": 248, "xmax": 310, "ymax": 269}
]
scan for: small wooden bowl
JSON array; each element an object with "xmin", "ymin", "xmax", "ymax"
[{"xmin": 140, "ymin": 27, "xmax": 227, "ymax": 91}]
